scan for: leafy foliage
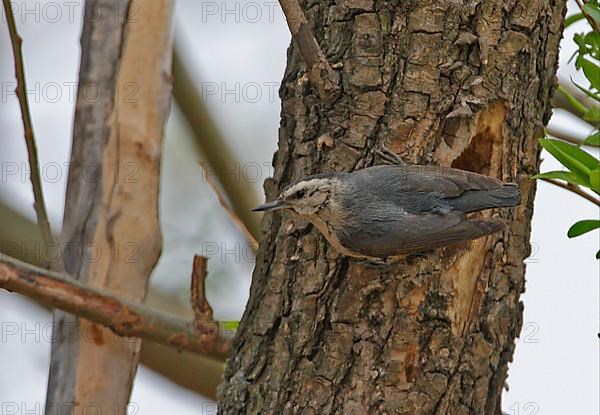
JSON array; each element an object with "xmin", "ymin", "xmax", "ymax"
[{"xmin": 536, "ymin": 1, "xmax": 600, "ymax": 260}]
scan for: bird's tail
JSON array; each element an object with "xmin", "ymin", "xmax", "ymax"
[{"xmin": 448, "ymin": 183, "xmax": 521, "ymax": 213}]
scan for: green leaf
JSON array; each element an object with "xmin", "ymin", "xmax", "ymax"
[
  {"xmin": 539, "ymin": 138, "xmax": 596, "ymax": 179},
  {"xmin": 591, "ymin": 168, "xmax": 600, "ymax": 193},
  {"xmin": 532, "ymin": 170, "xmax": 590, "ymax": 187},
  {"xmin": 553, "ymin": 139, "xmax": 600, "ymax": 170},
  {"xmin": 579, "ymin": 58, "xmax": 600, "ymax": 91},
  {"xmin": 221, "ymin": 321, "xmax": 240, "ymax": 332},
  {"xmin": 584, "ymin": 105, "xmax": 600, "ymax": 122},
  {"xmin": 586, "ymin": 32, "xmax": 600, "ymax": 61},
  {"xmin": 596, "ymin": 249, "xmax": 600, "ymax": 259},
  {"xmin": 574, "ymin": 34, "xmax": 593, "ymax": 60},
  {"xmin": 573, "ymin": 32, "xmax": 585, "ymax": 49},
  {"xmin": 583, "ymin": 3, "xmax": 600, "ymax": 27},
  {"xmin": 567, "ymin": 219, "xmax": 600, "ymax": 238},
  {"xmin": 565, "ymin": 13, "xmax": 585, "ymax": 28},
  {"xmin": 584, "ymin": 132, "xmax": 600, "ymax": 147}
]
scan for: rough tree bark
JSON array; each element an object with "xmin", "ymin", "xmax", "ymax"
[
  {"xmin": 219, "ymin": 0, "xmax": 566, "ymax": 413},
  {"xmin": 45, "ymin": 1, "xmax": 174, "ymax": 412}
]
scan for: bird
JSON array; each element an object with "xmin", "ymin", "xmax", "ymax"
[{"xmin": 253, "ymin": 163, "xmax": 521, "ymax": 260}]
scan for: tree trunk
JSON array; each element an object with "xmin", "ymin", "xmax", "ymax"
[
  {"xmin": 219, "ymin": 1, "xmax": 566, "ymax": 413},
  {"xmin": 45, "ymin": 1, "xmax": 173, "ymax": 412}
]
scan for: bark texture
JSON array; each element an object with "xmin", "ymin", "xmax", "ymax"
[
  {"xmin": 45, "ymin": 1, "xmax": 174, "ymax": 412},
  {"xmin": 219, "ymin": 0, "xmax": 566, "ymax": 414}
]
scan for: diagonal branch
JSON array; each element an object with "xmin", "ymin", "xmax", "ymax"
[
  {"xmin": 278, "ymin": 0, "xmax": 341, "ymax": 103},
  {"xmin": 0, "ymin": 255, "xmax": 230, "ymax": 360},
  {"xmin": 2, "ymin": 0, "xmax": 59, "ymax": 271},
  {"xmin": 200, "ymin": 165, "xmax": 259, "ymax": 252},
  {"xmin": 172, "ymin": 48, "xmax": 262, "ymax": 241},
  {"xmin": 575, "ymin": 0, "xmax": 600, "ymax": 33},
  {"xmin": 539, "ymin": 178, "xmax": 600, "ymax": 207}
]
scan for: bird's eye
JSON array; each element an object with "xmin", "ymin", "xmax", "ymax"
[{"xmin": 295, "ymin": 189, "xmax": 306, "ymax": 198}]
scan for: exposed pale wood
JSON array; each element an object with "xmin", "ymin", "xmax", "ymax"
[
  {"xmin": 45, "ymin": 1, "xmax": 174, "ymax": 413},
  {"xmin": 218, "ymin": 1, "xmax": 567, "ymax": 413},
  {"xmin": 0, "ymin": 204, "xmax": 227, "ymax": 399}
]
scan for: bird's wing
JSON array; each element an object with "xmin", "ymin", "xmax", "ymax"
[
  {"xmin": 354, "ymin": 165, "xmax": 504, "ymax": 199},
  {"xmin": 339, "ymin": 212, "xmax": 505, "ymax": 258},
  {"xmin": 343, "ymin": 165, "xmax": 505, "ymax": 215},
  {"xmin": 405, "ymin": 165, "xmax": 504, "ymax": 196}
]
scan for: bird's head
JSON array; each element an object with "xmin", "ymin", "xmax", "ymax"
[{"xmin": 253, "ymin": 176, "xmax": 338, "ymax": 216}]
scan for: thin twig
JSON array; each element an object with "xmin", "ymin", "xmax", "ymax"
[
  {"xmin": 555, "ymin": 84, "xmax": 589, "ymax": 116},
  {"xmin": 172, "ymin": 48, "xmax": 262, "ymax": 240},
  {"xmin": 278, "ymin": 0, "xmax": 341, "ymax": 103},
  {"xmin": 540, "ymin": 178, "xmax": 600, "ymax": 207},
  {"xmin": 0, "ymin": 255, "xmax": 230, "ymax": 359},
  {"xmin": 200, "ymin": 166, "xmax": 259, "ymax": 252},
  {"xmin": 191, "ymin": 255, "xmax": 214, "ymax": 324},
  {"xmin": 2, "ymin": 1, "xmax": 60, "ymax": 271},
  {"xmin": 576, "ymin": 0, "xmax": 600, "ymax": 33}
]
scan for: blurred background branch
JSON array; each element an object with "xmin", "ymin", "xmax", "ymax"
[
  {"xmin": 2, "ymin": 0, "xmax": 59, "ymax": 271},
  {"xmin": 0, "ymin": 202, "xmax": 226, "ymax": 400},
  {"xmin": 173, "ymin": 47, "xmax": 262, "ymax": 242}
]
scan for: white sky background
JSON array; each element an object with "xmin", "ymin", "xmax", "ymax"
[{"xmin": 0, "ymin": 1, "xmax": 598, "ymax": 413}]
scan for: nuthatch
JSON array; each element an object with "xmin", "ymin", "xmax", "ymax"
[{"xmin": 253, "ymin": 163, "xmax": 521, "ymax": 260}]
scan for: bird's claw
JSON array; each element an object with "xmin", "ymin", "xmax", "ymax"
[{"xmin": 374, "ymin": 144, "xmax": 407, "ymax": 166}]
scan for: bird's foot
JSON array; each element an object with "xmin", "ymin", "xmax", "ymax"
[
  {"xmin": 374, "ymin": 143, "xmax": 407, "ymax": 166},
  {"xmin": 367, "ymin": 257, "xmax": 389, "ymax": 266},
  {"xmin": 405, "ymin": 250, "xmax": 436, "ymax": 262}
]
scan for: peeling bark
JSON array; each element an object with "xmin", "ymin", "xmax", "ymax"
[
  {"xmin": 45, "ymin": 1, "xmax": 174, "ymax": 413},
  {"xmin": 219, "ymin": 0, "xmax": 566, "ymax": 414}
]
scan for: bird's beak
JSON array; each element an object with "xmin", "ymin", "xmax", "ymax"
[{"xmin": 252, "ymin": 199, "xmax": 288, "ymax": 212}]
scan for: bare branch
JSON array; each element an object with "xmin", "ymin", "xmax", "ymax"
[
  {"xmin": 539, "ymin": 178, "xmax": 600, "ymax": 207},
  {"xmin": 278, "ymin": 0, "xmax": 341, "ymax": 103},
  {"xmin": 2, "ymin": 0, "xmax": 60, "ymax": 271},
  {"xmin": 200, "ymin": 166, "xmax": 259, "ymax": 252},
  {"xmin": 0, "ymin": 255, "xmax": 230, "ymax": 360},
  {"xmin": 172, "ymin": 48, "xmax": 262, "ymax": 241},
  {"xmin": 575, "ymin": 0, "xmax": 600, "ymax": 33},
  {"xmin": 191, "ymin": 255, "xmax": 214, "ymax": 324}
]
